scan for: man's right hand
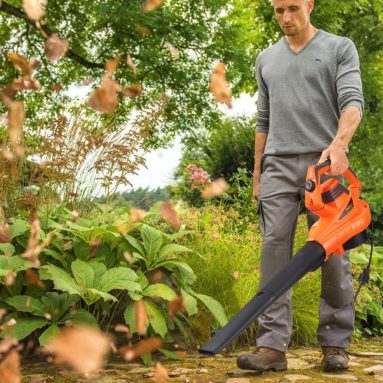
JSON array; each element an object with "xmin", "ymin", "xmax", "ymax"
[{"xmin": 253, "ymin": 175, "xmax": 260, "ymax": 200}]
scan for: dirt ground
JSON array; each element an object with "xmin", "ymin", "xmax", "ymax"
[{"xmin": 21, "ymin": 337, "xmax": 383, "ymax": 383}]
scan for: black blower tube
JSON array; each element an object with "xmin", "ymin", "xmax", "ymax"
[{"xmin": 198, "ymin": 241, "xmax": 326, "ymax": 355}]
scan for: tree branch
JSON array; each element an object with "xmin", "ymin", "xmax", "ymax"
[{"xmin": 0, "ymin": 1, "xmax": 104, "ymax": 69}]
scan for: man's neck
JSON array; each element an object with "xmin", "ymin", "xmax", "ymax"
[{"xmin": 285, "ymin": 24, "xmax": 318, "ymax": 51}]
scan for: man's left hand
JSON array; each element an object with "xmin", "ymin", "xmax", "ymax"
[{"xmin": 319, "ymin": 143, "xmax": 349, "ymax": 176}]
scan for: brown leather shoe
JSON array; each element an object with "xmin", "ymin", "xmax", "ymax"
[
  {"xmin": 236, "ymin": 347, "xmax": 287, "ymax": 372},
  {"xmin": 322, "ymin": 346, "xmax": 349, "ymax": 372}
]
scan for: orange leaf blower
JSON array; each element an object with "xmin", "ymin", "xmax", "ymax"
[{"xmin": 199, "ymin": 159, "xmax": 371, "ymax": 355}]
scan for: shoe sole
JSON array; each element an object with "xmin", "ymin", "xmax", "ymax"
[{"xmin": 238, "ymin": 362, "xmax": 287, "ymax": 372}]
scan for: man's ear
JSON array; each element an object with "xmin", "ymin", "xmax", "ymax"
[{"xmin": 307, "ymin": 0, "xmax": 315, "ymax": 14}]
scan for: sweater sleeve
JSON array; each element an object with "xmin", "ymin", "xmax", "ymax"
[
  {"xmin": 336, "ymin": 38, "xmax": 364, "ymax": 115},
  {"xmin": 255, "ymin": 54, "xmax": 270, "ymax": 133}
]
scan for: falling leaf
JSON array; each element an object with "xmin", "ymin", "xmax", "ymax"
[
  {"xmin": 168, "ymin": 296, "xmax": 186, "ymax": 319},
  {"xmin": 129, "ymin": 208, "xmax": 146, "ymax": 223},
  {"xmin": 6, "ymin": 53, "xmax": 32, "ymax": 77},
  {"xmin": 71, "ymin": 211, "xmax": 80, "ymax": 221},
  {"xmin": 165, "ymin": 42, "xmax": 179, "ymax": 59},
  {"xmin": 126, "ymin": 54, "xmax": 137, "ymax": 77},
  {"xmin": 201, "ymin": 178, "xmax": 230, "ymax": 199},
  {"xmin": 1, "ymin": 148, "xmax": 15, "ymax": 162},
  {"xmin": 114, "ymin": 324, "xmax": 130, "ymax": 333},
  {"xmin": 49, "ymin": 84, "xmax": 62, "ymax": 92},
  {"xmin": 232, "ymin": 271, "xmax": 240, "ymax": 279},
  {"xmin": 22, "ymin": 218, "xmax": 41, "ymax": 266},
  {"xmin": 159, "ymin": 201, "xmax": 181, "ymax": 231},
  {"xmin": 142, "ymin": 0, "xmax": 163, "ymax": 11},
  {"xmin": 88, "ymin": 80, "xmax": 120, "ymax": 114},
  {"xmin": 210, "ymin": 63, "xmax": 232, "ymax": 108},
  {"xmin": 0, "ymin": 222, "xmax": 10, "ymax": 243},
  {"xmin": 153, "ymin": 362, "xmax": 169, "ymax": 383},
  {"xmin": 0, "ymin": 349, "xmax": 21, "ymax": 383},
  {"xmin": 123, "ymin": 251, "xmax": 134, "ymax": 264},
  {"xmin": 135, "ymin": 299, "xmax": 148, "ymax": 335},
  {"xmin": 104, "ymin": 54, "xmax": 122, "ymax": 82},
  {"xmin": 119, "ymin": 337, "xmax": 162, "ymax": 361},
  {"xmin": 5, "ymin": 271, "xmax": 16, "ymax": 286},
  {"xmin": 0, "ymin": 309, "xmax": 7, "ymax": 320},
  {"xmin": 89, "ymin": 239, "xmax": 101, "ymax": 258},
  {"xmin": 44, "ymin": 326, "xmax": 111, "ymax": 376},
  {"xmin": 148, "ymin": 270, "xmax": 164, "ymax": 284},
  {"xmin": 30, "ymin": 57, "xmax": 42, "ymax": 70},
  {"xmin": 22, "ymin": 0, "xmax": 46, "ymax": 20},
  {"xmin": 175, "ymin": 351, "xmax": 187, "ymax": 357},
  {"xmin": 117, "ymin": 225, "xmax": 128, "ymax": 235},
  {"xmin": 7, "ymin": 100, "xmax": 25, "ymax": 157},
  {"xmin": 24, "ymin": 269, "xmax": 45, "ymax": 289},
  {"xmin": 122, "ymin": 84, "xmax": 143, "ymax": 98},
  {"xmin": 44, "ymin": 34, "xmax": 69, "ymax": 62}
]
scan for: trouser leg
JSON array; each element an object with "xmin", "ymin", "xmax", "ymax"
[{"xmin": 256, "ymin": 194, "xmax": 300, "ymax": 353}]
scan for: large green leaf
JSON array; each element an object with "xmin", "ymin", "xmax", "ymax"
[
  {"xmin": 156, "ymin": 259, "xmax": 197, "ymax": 284},
  {"xmin": 42, "ymin": 248, "xmax": 68, "ymax": 268},
  {"xmin": 0, "ymin": 243, "xmax": 15, "ymax": 255},
  {"xmin": 9, "ymin": 219, "xmax": 30, "ymax": 239},
  {"xmin": 158, "ymin": 244, "xmax": 193, "ymax": 259},
  {"xmin": 6, "ymin": 296, "xmax": 46, "ymax": 317},
  {"xmin": 87, "ymin": 288, "xmax": 117, "ymax": 303},
  {"xmin": 40, "ymin": 265, "xmax": 80, "ymax": 295},
  {"xmin": 181, "ymin": 288, "xmax": 198, "ymax": 316},
  {"xmin": 39, "ymin": 324, "xmax": 60, "ymax": 346},
  {"xmin": 124, "ymin": 234, "xmax": 145, "ymax": 256},
  {"xmin": 97, "ymin": 267, "xmax": 141, "ymax": 293},
  {"xmin": 1, "ymin": 317, "xmax": 49, "ymax": 341},
  {"xmin": 191, "ymin": 292, "xmax": 228, "ymax": 327},
  {"xmin": 89, "ymin": 262, "xmax": 107, "ymax": 287},
  {"xmin": 143, "ymin": 284, "xmax": 177, "ymax": 301},
  {"xmin": 144, "ymin": 300, "xmax": 168, "ymax": 338},
  {"xmin": 71, "ymin": 259, "xmax": 95, "ymax": 289},
  {"xmin": 0, "ymin": 255, "xmax": 32, "ymax": 273},
  {"xmin": 141, "ymin": 225, "xmax": 163, "ymax": 260},
  {"xmin": 124, "ymin": 303, "xmax": 137, "ymax": 333},
  {"xmin": 63, "ymin": 309, "xmax": 98, "ymax": 326}
]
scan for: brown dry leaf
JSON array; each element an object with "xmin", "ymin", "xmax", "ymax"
[
  {"xmin": 153, "ymin": 362, "xmax": 169, "ymax": 383},
  {"xmin": 148, "ymin": 270, "xmax": 164, "ymax": 284},
  {"xmin": 0, "ymin": 222, "xmax": 10, "ymax": 243},
  {"xmin": 22, "ymin": 0, "xmax": 46, "ymax": 21},
  {"xmin": 126, "ymin": 54, "xmax": 137, "ymax": 77},
  {"xmin": 24, "ymin": 269, "xmax": 45, "ymax": 289},
  {"xmin": 117, "ymin": 225, "xmax": 128, "ymax": 235},
  {"xmin": 119, "ymin": 337, "xmax": 162, "ymax": 361},
  {"xmin": 143, "ymin": 0, "xmax": 163, "ymax": 11},
  {"xmin": 88, "ymin": 80, "xmax": 120, "ymax": 114},
  {"xmin": 135, "ymin": 299, "xmax": 148, "ymax": 335},
  {"xmin": 175, "ymin": 351, "xmax": 187, "ymax": 357},
  {"xmin": 5, "ymin": 271, "xmax": 16, "ymax": 286},
  {"xmin": 7, "ymin": 100, "xmax": 25, "ymax": 157},
  {"xmin": 129, "ymin": 208, "xmax": 146, "ymax": 223},
  {"xmin": 159, "ymin": 201, "xmax": 181, "ymax": 231},
  {"xmin": 122, "ymin": 84, "xmax": 143, "ymax": 98},
  {"xmin": 165, "ymin": 42, "xmax": 179, "ymax": 59},
  {"xmin": 104, "ymin": 54, "xmax": 122, "ymax": 82},
  {"xmin": 44, "ymin": 326, "xmax": 110, "ymax": 376},
  {"xmin": 232, "ymin": 271, "xmax": 240, "ymax": 280},
  {"xmin": 210, "ymin": 63, "xmax": 232, "ymax": 108},
  {"xmin": 22, "ymin": 218, "xmax": 41, "ymax": 266},
  {"xmin": 123, "ymin": 251, "xmax": 134, "ymax": 264},
  {"xmin": 45, "ymin": 34, "xmax": 69, "ymax": 62},
  {"xmin": 168, "ymin": 296, "xmax": 186, "ymax": 319},
  {"xmin": 1, "ymin": 148, "xmax": 15, "ymax": 162},
  {"xmin": 0, "ymin": 349, "xmax": 21, "ymax": 383},
  {"xmin": 0, "ymin": 309, "xmax": 7, "ymax": 320},
  {"xmin": 89, "ymin": 239, "xmax": 101, "ymax": 258},
  {"xmin": 114, "ymin": 324, "xmax": 130, "ymax": 333},
  {"xmin": 49, "ymin": 83, "xmax": 62, "ymax": 92},
  {"xmin": 6, "ymin": 53, "xmax": 32, "ymax": 77},
  {"xmin": 201, "ymin": 178, "xmax": 230, "ymax": 199}
]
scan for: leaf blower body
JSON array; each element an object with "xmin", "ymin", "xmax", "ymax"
[{"xmin": 198, "ymin": 160, "xmax": 371, "ymax": 355}]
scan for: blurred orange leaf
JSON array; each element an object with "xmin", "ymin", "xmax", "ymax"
[
  {"xmin": 142, "ymin": 0, "xmax": 163, "ymax": 12},
  {"xmin": 45, "ymin": 34, "xmax": 69, "ymax": 62},
  {"xmin": 24, "ymin": 269, "xmax": 45, "ymax": 289},
  {"xmin": 88, "ymin": 80, "xmax": 120, "ymax": 114},
  {"xmin": 49, "ymin": 84, "xmax": 62, "ymax": 92},
  {"xmin": 0, "ymin": 222, "xmax": 10, "ymax": 244},
  {"xmin": 6, "ymin": 53, "xmax": 32, "ymax": 77},
  {"xmin": 7, "ymin": 100, "xmax": 25, "ymax": 157},
  {"xmin": 119, "ymin": 337, "xmax": 162, "ymax": 361},
  {"xmin": 122, "ymin": 84, "xmax": 143, "ymax": 98},
  {"xmin": 135, "ymin": 299, "xmax": 148, "ymax": 335},
  {"xmin": 168, "ymin": 296, "xmax": 186, "ymax": 319},
  {"xmin": 129, "ymin": 208, "xmax": 146, "ymax": 223},
  {"xmin": 201, "ymin": 178, "xmax": 230, "ymax": 199},
  {"xmin": 104, "ymin": 54, "xmax": 122, "ymax": 81},
  {"xmin": 0, "ymin": 348, "xmax": 20, "ymax": 383},
  {"xmin": 127, "ymin": 54, "xmax": 137, "ymax": 77},
  {"xmin": 22, "ymin": 0, "xmax": 46, "ymax": 20},
  {"xmin": 210, "ymin": 63, "xmax": 232, "ymax": 108},
  {"xmin": 165, "ymin": 42, "xmax": 179, "ymax": 59},
  {"xmin": 153, "ymin": 362, "xmax": 169, "ymax": 383},
  {"xmin": 159, "ymin": 201, "xmax": 181, "ymax": 231}
]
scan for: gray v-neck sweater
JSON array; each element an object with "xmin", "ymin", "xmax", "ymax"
[{"xmin": 255, "ymin": 30, "xmax": 364, "ymax": 155}]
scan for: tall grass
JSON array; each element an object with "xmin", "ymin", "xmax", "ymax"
[{"xmin": 179, "ymin": 204, "xmax": 320, "ymax": 350}]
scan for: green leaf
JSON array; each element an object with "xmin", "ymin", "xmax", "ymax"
[
  {"xmin": 124, "ymin": 234, "xmax": 145, "ymax": 256},
  {"xmin": 158, "ymin": 244, "xmax": 193, "ymax": 259},
  {"xmin": 181, "ymin": 288, "xmax": 198, "ymax": 316},
  {"xmin": 89, "ymin": 262, "xmax": 107, "ymax": 287},
  {"xmin": 0, "ymin": 243, "xmax": 15, "ymax": 255},
  {"xmin": 40, "ymin": 265, "xmax": 80, "ymax": 295},
  {"xmin": 73, "ymin": 237, "xmax": 90, "ymax": 260},
  {"xmin": 1, "ymin": 317, "xmax": 49, "ymax": 341},
  {"xmin": 6, "ymin": 296, "xmax": 46, "ymax": 317},
  {"xmin": 136, "ymin": 270, "xmax": 149, "ymax": 290},
  {"xmin": 42, "ymin": 249, "xmax": 68, "ymax": 268},
  {"xmin": 124, "ymin": 303, "xmax": 137, "ymax": 333},
  {"xmin": 158, "ymin": 348, "xmax": 184, "ymax": 360},
  {"xmin": 98, "ymin": 267, "xmax": 141, "ymax": 293},
  {"xmin": 63, "ymin": 309, "xmax": 98, "ymax": 326},
  {"xmin": 144, "ymin": 300, "xmax": 168, "ymax": 338},
  {"xmin": 9, "ymin": 219, "xmax": 30, "ymax": 239},
  {"xmin": 141, "ymin": 225, "xmax": 163, "ymax": 260},
  {"xmin": 87, "ymin": 288, "xmax": 117, "ymax": 303},
  {"xmin": 191, "ymin": 292, "xmax": 228, "ymax": 327},
  {"xmin": 39, "ymin": 324, "xmax": 60, "ymax": 346},
  {"xmin": 71, "ymin": 259, "xmax": 95, "ymax": 289},
  {"xmin": 156, "ymin": 259, "xmax": 197, "ymax": 284},
  {"xmin": 143, "ymin": 284, "xmax": 177, "ymax": 301}
]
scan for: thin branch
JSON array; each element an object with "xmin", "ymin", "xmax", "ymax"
[{"xmin": 0, "ymin": 1, "xmax": 104, "ymax": 69}]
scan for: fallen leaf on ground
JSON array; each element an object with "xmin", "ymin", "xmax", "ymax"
[
  {"xmin": 119, "ymin": 337, "xmax": 162, "ymax": 361},
  {"xmin": 88, "ymin": 80, "xmax": 120, "ymax": 114},
  {"xmin": 44, "ymin": 326, "xmax": 110, "ymax": 376},
  {"xmin": 159, "ymin": 201, "xmax": 181, "ymax": 231},
  {"xmin": 201, "ymin": 178, "xmax": 230, "ymax": 199},
  {"xmin": 22, "ymin": 0, "xmax": 46, "ymax": 20},
  {"xmin": 168, "ymin": 296, "xmax": 186, "ymax": 319},
  {"xmin": 135, "ymin": 299, "xmax": 148, "ymax": 335},
  {"xmin": 143, "ymin": 0, "xmax": 163, "ymax": 12},
  {"xmin": 153, "ymin": 362, "xmax": 169, "ymax": 383},
  {"xmin": 45, "ymin": 34, "xmax": 69, "ymax": 62},
  {"xmin": 210, "ymin": 63, "xmax": 232, "ymax": 108}
]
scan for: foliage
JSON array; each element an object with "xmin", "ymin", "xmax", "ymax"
[{"xmin": 0, "ymin": 204, "xmax": 227, "ymax": 357}]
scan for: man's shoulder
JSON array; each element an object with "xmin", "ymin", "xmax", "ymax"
[
  {"xmin": 257, "ymin": 39, "xmax": 284, "ymax": 64},
  {"xmin": 317, "ymin": 30, "xmax": 354, "ymax": 48}
]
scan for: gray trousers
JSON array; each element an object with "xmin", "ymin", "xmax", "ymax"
[{"xmin": 256, "ymin": 153, "xmax": 355, "ymax": 353}]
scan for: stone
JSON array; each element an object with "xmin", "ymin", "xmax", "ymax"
[
  {"xmin": 226, "ymin": 368, "xmax": 261, "ymax": 376},
  {"xmin": 281, "ymin": 374, "xmax": 311, "ymax": 382},
  {"xmin": 287, "ymin": 358, "xmax": 315, "ymax": 370},
  {"xmin": 322, "ymin": 374, "xmax": 358, "ymax": 381},
  {"xmin": 225, "ymin": 379, "xmax": 251, "ymax": 383},
  {"xmin": 364, "ymin": 365, "xmax": 383, "ymax": 373}
]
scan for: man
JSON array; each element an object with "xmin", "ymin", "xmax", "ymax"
[{"xmin": 236, "ymin": 0, "xmax": 364, "ymax": 373}]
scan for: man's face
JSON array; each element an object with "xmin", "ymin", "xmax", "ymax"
[{"xmin": 273, "ymin": 0, "xmax": 314, "ymax": 36}]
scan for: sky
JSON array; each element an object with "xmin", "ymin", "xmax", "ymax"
[{"xmin": 126, "ymin": 92, "xmax": 257, "ymax": 190}]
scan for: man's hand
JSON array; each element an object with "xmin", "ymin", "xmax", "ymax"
[
  {"xmin": 319, "ymin": 143, "xmax": 349, "ymax": 176},
  {"xmin": 253, "ymin": 174, "xmax": 260, "ymax": 200}
]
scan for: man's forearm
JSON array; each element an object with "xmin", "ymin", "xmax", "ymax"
[{"xmin": 253, "ymin": 132, "xmax": 268, "ymax": 180}]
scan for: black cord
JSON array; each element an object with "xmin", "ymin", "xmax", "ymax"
[{"xmin": 354, "ymin": 221, "xmax": 374, "ymax": 302}]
